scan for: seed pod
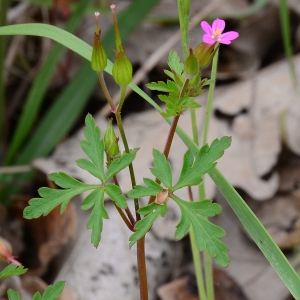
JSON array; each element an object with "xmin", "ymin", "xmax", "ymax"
[
  {"xmin": 184, "ymin": 48, "xmax": 199, "ymax": 79},
  {"xmin": 112, "ymin": 51, "xmax": 133, "ymax": 86},
  {"xmin": 91, "ymin": 12, "xmax": 107, "ymax": 72}
]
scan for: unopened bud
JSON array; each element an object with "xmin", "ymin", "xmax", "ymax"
[
  {"xmin": 193, "ymin": 42, "xmax": 219, "ymax": 68},
  {"xmin": 104, "ymin": 119, "xmax": 120, "ymax": 158},
  {"xmin": 91, "ymin": 12, "xmax": 107, "ymax": 72},
  {"xmin": 0, "ymin": 238, "xmax": 21, "ymax": 266},
  {"xmin": 112, "ymin": 51, "xmax": 132, "ymax": 86},
  {"xmin": 184, "ymin": 48, "xmax": 199, "ymax": 78}
]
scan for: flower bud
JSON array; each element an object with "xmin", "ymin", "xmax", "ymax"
[
  {"xmin": 184, "ymin": 48, "xmax": 199, "ymax": 78},
  {"xmin": 193, "ymin": 42, "xmax": 219, "ymax": 68},
  {"xmin": 112, "ymin": 51, "xmax": 132, "ymax": 86},
  {"xmin": 91, "ymin": 12, "xmax": 107, "ymax": 72},
  {"xmin": 104, "ymin": 119, "xmax": 120, "ymax": 158},
  {"xmin": 0, "ymin": 238, "xmax": 21, "ymax": 266}
]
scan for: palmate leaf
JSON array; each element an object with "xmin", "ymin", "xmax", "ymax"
[
  {"xmin": 173, "ymin": 137, "xmax": 231, "ymax": 191},
  {"xmin": 150, "ymin": 149, "xmax": 172, "ymax": 188},
  {"xmin": 82, "ymin": 188, "xmax": 109, "ymax": 247},
  {"xmin": 128, "ymin": 178, "xmax": 162, "ymax": 199},
  {"xmin": 23, "ymin": 172, "xmax": 96, "ymax": 219},
  {"xmin": 173, "ymin": 196, "xmax": 229, "ymax": 267},
  {"xmin": 32, "ymin": 281, "xmax": 65, "ymax": 300},
  {"xmin": 0, "ymin": 264, "xmax": 27, "ymax": 279},
  {"xmin": 78, "ymin": 114, "xmax": 105, "ymax": 182},
  {"xmin": 129, "ymin": 202, "xmax": 167, "ymax": 247}
]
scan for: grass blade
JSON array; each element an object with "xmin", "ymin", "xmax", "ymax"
[
  {"xmin": 3, "ymin": 0, "xmax": 93, "ymax": 164},
  {"xmin": 208, "ymin": 167, "xmax": 300, "ymax": 299},
  {"xmin": 279, "ymin": 0, "xmax": 297, "ymax": 89}
]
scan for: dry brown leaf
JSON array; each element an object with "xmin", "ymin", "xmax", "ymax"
[
  {"xmin": 244, "ymin": 193, "xmax": 300, "ymax": 250},
  {"xmin": 25, "ymin": 203, "xmax": 77, "ymax": 276},
  {"xmin": 157, "ymin": 269, "xmax": 248, "ymax": 300}
]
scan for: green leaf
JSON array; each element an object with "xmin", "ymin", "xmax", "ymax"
[
  {"xmin": 105, "ymin": 184, "xmax": 127, "ymax": 209},
  {"xmin": 0, "ymin": 264, "xmax": 27, "ymax": 279},
  {"xmin": 129, "ymin": 203, "xmax": 167, "ymax": 247},
  {"xmin": 146, "ymin": 80, "xmax": 179, "ymax": 93},
  {"xmin": 79, "ymin": 114, "xmax": 105, "ymax": 182},
  {"xmin": 173, "ymin": 137, "xmax": 231, "ymax": 191},
  {"xmin": 3, "ymin": 0, "xmax": 93, "ymax": 165},
  {"xmin": 128, "ymin": 178, "xmax": 162, "ymax": 199},
  {"xmin": 7, "ymin": 289, "xmax": 21, "ymax": 300},
  {"xmin": 146, "ymin": 81, "xmax": 174, "ymax": 93},
  {"xmin": 105, "ymin": 149, "xmax": 138, "ymax": 181},
  {"xmin": 41, "ymin": 281, "xmax": 65, "ymax": 300},
  {"xmin": 168, "ymin": 50, "xmax": 183, "ymax": 74},
  {"xmin": 163, "ymin": 69, "xmax": 175, "ymax": 80},
  {"xmin": 173, "ymin": 196, "xmax": 228, "ymax": 267},
  {"xmin": 150, "ymin": 149, "xmax": 172, "ymax": 188},
  {"xmin": 23, "ymin": 172, "xmax": 95, "ymax": 219},
  {"xmin": 32, "ymin": 293, "xmax": 42, "ymax": 300},
  {"xmin": 84, "ymin": 188, "xmax": 109, "ymax": 247}
]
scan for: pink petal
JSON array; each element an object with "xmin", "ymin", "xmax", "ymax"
[
  {"xmin": 202, "ymin": 34, "xmax": 216, "ymax": 45},
  {"xmin": 219, "ymin": 31, "xmax": 239, "ymax": 44},
  {"xmin": 212, "ymin": 19, "xmax": 225, "ymax": 34},
  {"xmin": 200, "ymin": 21, "xmax": 212, "ymax": 35}
]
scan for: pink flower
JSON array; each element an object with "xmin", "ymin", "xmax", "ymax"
[{"xmin": 201, "ymin": 19, "xmax": 239, "ymax": 45}]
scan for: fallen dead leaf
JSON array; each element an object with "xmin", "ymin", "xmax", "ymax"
[
  {"xmin": 24, "ymin": 201, "xmax": 77, "ymax": 276},
  {"xmin": 157, "ymin": 269, "xmax": 248, "ymax": 300}
]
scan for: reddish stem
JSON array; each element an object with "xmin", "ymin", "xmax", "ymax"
[
  {"xmin": 113, "ymin": 175, "xmax": 135, "ymax": 230},
  {"xmin": 137, "ymin": 236, "xmax": 148, "ymax": 300}
]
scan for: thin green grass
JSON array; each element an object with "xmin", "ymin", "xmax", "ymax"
[{"xmin": 279, "ymin": 0, "xmax": 297, "ymax": 89}]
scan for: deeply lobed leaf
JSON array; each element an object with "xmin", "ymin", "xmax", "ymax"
[
  {"xmin": 0, "ymin": 264, "xmax": 27, "ymax": 279},
  {"xmin": 173, "ymin": 196, "xmax": 229, "ymax": 267},
  {"xmin": 80, "ymin": 114, "xmax": 105, "ymax": 182},
  {"xmin": 150, "ymin": 149, "xmax": 172, "ymax": 188},
  {"xmin": 23, "ymin": 172, "xmax": 95, "ymax": 219},
  {"xmin": 173, "ymin": 137, "xmax": 231, "ymax": 190},
  {"xmin": 83, "ymin": 188, "xmax": 109, "ymax": 247}
]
